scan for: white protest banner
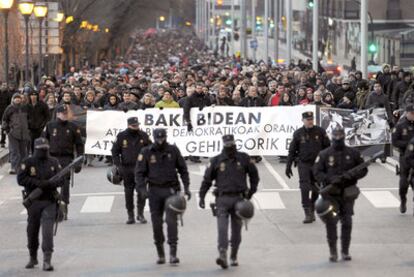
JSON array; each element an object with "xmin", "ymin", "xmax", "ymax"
[{"xmin": 85, "ymin": 105, "xmax": 316, "ymax": 157}]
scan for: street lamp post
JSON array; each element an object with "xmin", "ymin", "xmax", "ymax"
[
  {"xmin": 0, "ymin": 0, "xmax": 14, "ymax": 85},
  {"xmin": 18, "ymin": 0, "xmax": 34, "ymax": 83},
  {"xmin": 34, "ymin": 2, "xmax": 48, "ymax": 85}
]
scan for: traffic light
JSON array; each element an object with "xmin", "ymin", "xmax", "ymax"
[
  {"xmin": 368, "ymin": 43, "xmax": 377, "ymax": 54},
  {"xmin": 308, "ymin": 0, "xmax": 314, "ymax": 8}
]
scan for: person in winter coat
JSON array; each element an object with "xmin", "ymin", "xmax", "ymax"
[
  {"xmin": 155, "ymin": 90, "xmax": 180, "ymax": 109},
  {"xmin": 27, "ymin": 91, "xmax": 50, "ymax": 153},
  {"xmin": 278, "ymin": 92, "xmax": 294, "ymax": 106},
  {"xmin": 103, "ymin": 94, "xmax": 120, "ymax": 110},
  {"xmin": 80, "ymin": 90, "xmax": 99, "ymax": 110},
  {"xmin": 1, "ymin": 93, "xmax": 30, "ymax": 174},
  {"xmin": 139, "ymin": 93, "xmax": 155, "ymax": 109},
  {"xmin": 0, "ymin": 83, "xmax": 13, "ymax": 147},
  {"xmin": 239, "ymin": 86, "xmax": 265, "ymax": 107}
]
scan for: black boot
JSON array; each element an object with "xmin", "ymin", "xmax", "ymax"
[
  {"xmin": 400, "ymin": 198, "xmax": 407, "ymax": 214},
  {"xmin": 25, "ymin": 253, "xmax": 38, "ymax": 269},
  {"xmin": 310, "ymin": 205, "xmax": 316, "ymax": 222},
  {"xmin": 169, "ymin": 245, "xmax": 180, "ymax": 265},
  {"xmin": 328, "ymin": 241, "xmax": 338, "ymax": 262},
  {"xmin": 303, "ymin": 208, "xmax": 313, "ymax": 224},
  {"xmin": 137, "ymin": 208, "xmax": 147, "ymax": 224},
  {"xmin": 230, "ymin": 248, "xmax": 238, "ymax": 266},
  {"xmin": 126, "ymin": 210, "xmax": 135, "ymax": 224},
  {"xmin": 64, "ymin": 204, "xmax": 68, "ymax": 221},
  {"xmin": 156, "ymin": 244, "xmax": 166, "ymax": 264},
  {"xmin": 43, "ymin": 253, "xmax": 54, "ymax": 271},
  {"xmin": 341, "ymin": 239, "xmax": 352, "ymax": 261},
  {"xmin": 216, "ymin": 248, "xmax": 228, "ymax": 269}
]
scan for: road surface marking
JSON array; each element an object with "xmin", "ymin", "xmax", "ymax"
[
  {"xmin": 262, "ymin": 157, "xmax": 290, "ymax": 189},
  {"xmin": 80, "ymin": 196, "xmax": 115, "ymax": 213},
  {"xmin": 20, "ymin": 209, "xmax": 27, "ymax": 215},
  {"xmin": 362, "ymin": 191, "xmax": 400, "ymax": 208},
  {"xmin": 253, "ymin": 192, "xmax": 286, "ymax": 209},
  {"xmin": 379, "ymin": 161, "xmax": 397, "ymax": 173},
  {"xmin": 189, "ymin": 165, "xmax": 206, "ymax": 176}
]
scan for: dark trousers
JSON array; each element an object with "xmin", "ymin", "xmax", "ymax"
[
  {"xmin": 298, "ymin": 162, "xmax": 319, "ymax": 209},
  {"xmin": 29, "ymin": 128, "xmax": 43, "ymax": 154},
  {"xmin": 121, "ymin": 166, "xmax": 146, "ymax": 214},
  {"xmin": 0, "ymin": 125, "xmax": 6, "ymax": 145},
  {"xmin": 8, "ymin": 135, "xmax": 28, "ymax": 171},
  {"xmin": 399, "ymin": 156, "xmax": 413, "ymax": 201},
  {"xmin": 148, "ymin": 187, "xmax": 177, "ymax": 246},
  {"xmin": 325, "ymin": 198, "xmax": 354, "ymax": 252},
  {"xmin": 27, "ymin": 200, "xmax": 56, "ymax": 257},
  {"xmin": 54, "ymin": 156, "xmax": 72, "ymax": 204},
  {"xmin": 216, "ymin": 195, "xmax": 243, "ymax": 251}
]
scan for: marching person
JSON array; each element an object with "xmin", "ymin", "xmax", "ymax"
[
  {"xmin": 17, "ymin": 138, "xmax": 63, "ymax": 271},
  {"xmin": 1, "ymin": 93, "xmax": 30, "ymax": 174},
  {"xmin": 286, "ymin": 111, "xmax": 330, "ymax": 223},
  {"xmin": 313, "ymin": 127, "xmax": 368, "ymax": 262},
  {"xmin": 111, "ymin": 116, "xmax": 151, "ymax": 224},
  {"xmin": 392, "ymin": 104, "xmax": 414, "ymax": 213},
  {"xmin": 43, "ymin": 105, "xmax": 84, "ymax": 219},
  {"xmin": 135, "ymin": 128, "xmax": 191, "ymax": 265},
  {"xmin": 199, "ymin": 135, "xmax": 259, "ymax": 269}
]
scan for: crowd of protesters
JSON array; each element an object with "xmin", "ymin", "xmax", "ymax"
[{"xmin": 0, "ymin": 29, "xmax": 412, "ymax": 173}]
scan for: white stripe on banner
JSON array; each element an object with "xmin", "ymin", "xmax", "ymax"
[
  {"xmin": 362, "ymin": 191, "xmax": 400, "ymax": 208},
  {"xmin": 80, "ymin": 196, "xmax": 115, "ymax": 213},
  {"xmin": 84, "ymin": 106, "xmax": 317, "ymax": 157}
]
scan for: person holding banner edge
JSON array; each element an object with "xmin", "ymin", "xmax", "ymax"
[{"xmin": 286, "ymin": 111, "xmax": 330, "ymax": 223}]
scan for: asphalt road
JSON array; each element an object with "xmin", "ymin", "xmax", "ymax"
[{"xmin": 0, "ymin": 155, "xmax": 413, "ymax": 277}]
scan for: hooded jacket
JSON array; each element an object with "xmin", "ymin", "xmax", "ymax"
[{"xmin": 1, "ymin": 93, "xmax": 30, "ymax": 140}]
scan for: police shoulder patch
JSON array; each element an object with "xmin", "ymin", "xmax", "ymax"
[
  {"xmin": 138, "ymin": 154, "xmax": 143, "ymax": 161},
  {"xmin": 315, "ymin": 156, "xmax": 320, "ymax": 163}
]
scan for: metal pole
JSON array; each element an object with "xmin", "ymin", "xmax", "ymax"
[
  {"xmin": 274, "ymin": 0, "xmax": 279, "ymax": 62},
  {"xmin": 251, "ymin": 0, "xmax": 256, "ymax": 61},
  {"xmin": 286, "ymin": 0, "xmax": 292, "ymax": 64},
  {"xmin": 361, "ymin": 0, "xmax": 368, "ymax": 78},
  {"xmin": 240, "ymin": 0, "xmax": 247, "ymax": 58},
  {"xmin": 312, "ymin": 0, "xmax": 319, "ymax": 72},
  {"xmin": 212, "ymin": 0, "xmax": 215, "ymax": 50},
  {"xmin": 24, "ymin": 16, "xmax": 30, "ymax": 82},
  {"xmin": 38, "ymin": 18, "xmax": 43, "ymax": 85},
  {"xmin": 206, "ymin": 0, "xmax": 210, "ymax": 46},
  {"xmin": 3, "ymin": 11, "xmax": 9, "ymax": 85},
  {"xmin": 231, "ymin": 0, "xmax": 235, "ymax": 56},
  {"xmin": 195, "ymin": 0, "xmax": 199, "ymax": 37},
  {"xmin": 264, "ymin": 0, "xmax": 269, "ymax": 63}
]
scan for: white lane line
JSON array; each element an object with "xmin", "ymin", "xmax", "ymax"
[
  {"xmin": 189, "ymin": 165, "xmax": 206, "ymax": 176},
  {"xmin": 385, "ymin": 158, "xmax": 399, "ymax": 167},
  {"xmin": 262, "ymin": 157, "xmax": 290, "ymax": 190},
  {"xmin": 252, "ymin": 192, "xmax": 285, "ymax": 209},
  {"xmin": 20, "ymin": 209, "xmax": 27, "ymax": 215},
  {"xmin": 362, "ymin": 191, "xmax": 400, "ymax": 208},
  {"xmin": 80, "ymin": 196, "xmax": 114, "ymax": 213},
  {"xmin": 0, "ymin": 175, "xmax": 4, "ymax": 182}
]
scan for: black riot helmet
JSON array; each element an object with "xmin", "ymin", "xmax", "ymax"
[
  {"xmin": 235, "ymin": 199, "xmax": 255, "ymax": 220},
  {"xmin": 153, "ymin": 128, "xmax": 167, "ymax": 145},
  {"xmin": 107, "ymin": 167, "xmax": 122, "ymax": 185},
  {"xmin": 315, "ymin": 196, "xmax": 339, "ymax": 224},
  {"xmin": 165, "ymin": 194, "xmax": 187, "ymax": 214},
  {"xmin": 331, "ymin": 127, "xmax": 345, "ymax": 150}
]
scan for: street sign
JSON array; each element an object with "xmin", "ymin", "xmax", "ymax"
[{"xmin": 250, "ymin": 39, "xmax": 258, "ymax": 49}]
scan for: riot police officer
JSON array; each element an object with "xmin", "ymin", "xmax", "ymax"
[
  {"xmin": 43, "ymin": 105, "xmax": 84, "ymax": 219},
  {"xmin": 286, "ymin": 111, "xmax": 330, "ymax": 223},
  {"xmin": 135, "ymin": 128, "xmax": 191, "ymax": 265},
  {"xmin": 17, "ymin": 138, "xmax": 62, "ymax": 271},
  {"xmin": 313, "ymin": 127, "xmax": 367, "ymax": 262},
  {"xmin": 392, "ymin": 105, "xmax": 414, "ymax": 213},
  {"xmin": 111, "ymin": 117, "xmax": 151, "ymax": 224},
  {"xmin": 199, "ymin": 135, "xmax": 259, "ymax": 269}
]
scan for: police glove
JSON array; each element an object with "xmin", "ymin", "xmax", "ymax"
[
  {"xmin": 138, "ymin": 188, "xmax": 148, "ymax": 199},
  {"xmin": 187, "ymin": 122, "xmax": 193, "ymax": 132},
  {"xmin": 246, "ymin": 190, "xmax": 254, "ymax": 200},
  {"xmin": 342, "ymin": 172, "xmax": 354, "ymax": 181},
  {"xmin": 199, "ymin": 198, "xmax": 205, "ymax": 209},
  {"xmin": 184, "ymin": 188, "xmax": 192, "ymax": 201},
  {"xmin": 285, "ymin": 166, "xmax": 293, "ymax": 179}
]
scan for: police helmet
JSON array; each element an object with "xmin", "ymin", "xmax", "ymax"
[
  {"xmin": 107, "ymin": 167, "xmax": 122, "ymax": 185},
  {"xmin": 315, "ymin": 196, "xmax": 338, "ymax": 224},
  {"xmin": 235, "ymin": 199, "xmax": 255, "ymax": 220},
  {"xmin": 165, "ymin": 194, "xmax": 187, "ymax": 214}
]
